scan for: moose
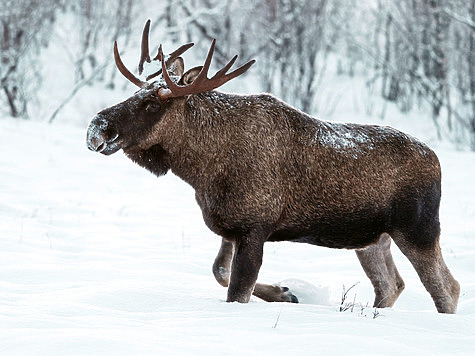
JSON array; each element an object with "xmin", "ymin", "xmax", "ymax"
[{"xmin": 87, "ymin": 20, "xmax": 459, "ymax": 313}]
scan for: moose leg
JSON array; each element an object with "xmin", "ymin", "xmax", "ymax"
[
  {"xmin": 226, "ymin": 234, "xmax": 265, "ymax": 303},
  {"xmin": 212, "ymin": 238, "xmax": 298, "ymax": 303},
  {"xmin": 253, "ymin": 284, "xmax": 299, "ymax": 303},
  {"xmin": 356, "ymin": 233, "xmax": 405, "ymax": 308},
  {"xmin": 392, "ymin": 231, "xmax": 460, "ymax": 313},
  {"xmin": 212, "ymin": 238, "xmax": 234, "ymax": 287}
]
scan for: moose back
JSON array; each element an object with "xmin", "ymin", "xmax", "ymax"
[{"xmin": 87, "ymin": 21, "xmax": 459, "ymax": 313}]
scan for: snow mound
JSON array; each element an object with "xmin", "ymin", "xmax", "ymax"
[{"xmin": 278, "ymin": 278, "xmax": 331, "ymax": 305}]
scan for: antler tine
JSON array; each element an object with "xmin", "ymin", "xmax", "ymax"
[
  {"xmin": 214, "ymin": 55, "xmax": 237, "ymax": 77},
  {"xmin": 113, "ymin": 20, "xmax": 195, "ymax": 88},
  {"xmin": 146, "ymin": 42, "xmax": 194, "ymax": 81},
  {"xmin": 168, "ymin": 42, "xmax": 194, "ymax": 58},
  {"xmin": 193, "ymin": 38, "xmax": 216, "ymax": 83},
  {"xmin": 217, "ymin": 59, "xmax": 256, "ymax": 83},
  {"xmin": 158, "ymin": 46, "xmax": 179, "ymax": 98},
  {"xmin": 138, "ymin": 19, "xmax": 151, "ymax": 75},
  {"xmin": 158, "ymin": 39, "xmax": 255, "ymax": 100},
  {"xmin": 114, "ymin": 41, "xmax": 146, "ymax": 88},
  {"xmin": 158, "ymin": 39, "xmax": 216, "ymax": 92},
  {"xmin": 153, "ymin": 42, "xmax": 195, "ymax": 62}
]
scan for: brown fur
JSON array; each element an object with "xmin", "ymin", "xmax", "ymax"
[{"xmin": 87, "ymin": 58, "xmax": 459, "ymax": 312}]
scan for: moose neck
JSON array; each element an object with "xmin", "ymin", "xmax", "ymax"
[{"xmin": 162, "ymin": 91, "xmax": 241, "ymax": 190}]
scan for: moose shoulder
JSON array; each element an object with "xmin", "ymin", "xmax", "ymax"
[{"xmin": 87, "ymin": 20, "xmax": 459, "ymax": 313}]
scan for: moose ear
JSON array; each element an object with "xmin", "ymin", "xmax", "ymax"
[
  {"xmin": 179, "ymin": 66, "xmax": 203, "ymax": 85},
  {"xmin": 167, "ymin": 57, "xmax": 184, "ymax": 77}
]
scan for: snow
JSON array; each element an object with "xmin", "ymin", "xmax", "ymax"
[
  {"xmin": 1, "ymin": 110, "xmax": 475, "ymax": 355},
  {"xmin": 2, "ymin": 19, "xmax": 475, "ymax": 353},
  {"xmin": 313, "ymin": 122, "xmax": 375, "ymax": 154}
]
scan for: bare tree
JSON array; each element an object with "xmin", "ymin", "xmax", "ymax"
[
  {"xmin": 3, "ymin": 0, "xmax": 474, "ymax": 148},
  {"xmin": 66, "ymin": 0, "xmax": 137, "ymax": 85},
  {"xmin": 0, "ymin": 0, "xmax": 57, "ymax": 118},
  {"xmin": 337, "ymin": 0, "xmax": 474, "ymax": 147}
]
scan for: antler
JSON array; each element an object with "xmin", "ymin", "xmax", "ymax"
[
  {"xmin": 158, "ymin": 39, "xmax": 256, "ymax": 100},
  {"xmin": 137, "ymin": 20, "xmax": 193, "ymax": 81},
  {"xmin": 145, "ymin": 42, "xmax": 194, "ymax": 81},
  {"xmin": 138, "ymin": 19, "xmax": 151, "ymax": 75},
  {"xmin": 114, "ymin": 41, "xmax": 146, "ymax": 88},
  {"xmin": 114, "ymin": 20, "xmax": 254, "ymax": 93},
  {"xmin": 114, "ymin": 20, "xmax": 194, "ymax": 87}
]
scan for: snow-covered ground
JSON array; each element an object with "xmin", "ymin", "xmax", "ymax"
[{"xmin": 1, "ymin": 95, "xmax": 474, "ymax": 355}]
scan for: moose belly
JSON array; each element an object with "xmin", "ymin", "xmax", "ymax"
[{"xmin": 268, "ymin": 207, "xmax": 389, "ymax": 249}]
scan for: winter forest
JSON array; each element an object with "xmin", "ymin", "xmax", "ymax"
[
  {"xmin": 1, "ymin": 0, "xmax": 474, "ymax": 148},
  {"xmin": 1, "ymin": 1, "xmax": 475, "ymax": 355}
]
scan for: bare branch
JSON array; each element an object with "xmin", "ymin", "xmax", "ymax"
[{"xmin": 442, "ymin": 8, "xmax": 475, "ymax": 30}]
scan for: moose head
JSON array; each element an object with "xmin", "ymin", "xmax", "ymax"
[{"xmin": 87, "ymin": 20, "xmax": 254, "ymax": 159}]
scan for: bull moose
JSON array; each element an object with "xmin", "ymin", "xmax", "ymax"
[{"xmin": 87, "ymin": 20, "xmax": 459, "ymax": 313}]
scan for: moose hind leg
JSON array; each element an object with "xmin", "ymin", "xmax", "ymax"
[
  {"xmin": 212, "ymin": 238, "xmax": 234, "ymax": 287},
  {"xmin": 356, "ymin": 233, "xmax": 405, "ymax": 308},
  {"xmin": 212, "ymin": 238, "xmax": 298, "ymax": 303},
  {"xmin": 392, "ymin": 230, "xmax": 460, "ymax": 313}
]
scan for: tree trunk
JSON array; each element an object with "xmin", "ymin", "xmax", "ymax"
[
  {"xmin": 3, "ymin": 86, "xmax": 19, "ymax": 118},
  {"xmin": 382, "ymin": 13, "xmax": 392, "ymax": 99},
  {"xmin": 470, "ymin": 0, "xmax": 475, "ymax": 148},
  {"xmin": 430, "ymin": 0, "xmax": 447, "ymax": 118}
]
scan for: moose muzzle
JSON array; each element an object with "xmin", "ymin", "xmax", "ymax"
[{"xmin": 86, "ymin": 115, "xmax": 121, "ymax": 155}]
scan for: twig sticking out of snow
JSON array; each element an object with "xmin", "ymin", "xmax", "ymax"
[
  {"xmin": 272, "ymin": 305, "xmax": 284, "ymax": 329},
  {"xmin": 338, "ymin": 283, "xmax": 384, "ymax": 319},
  {"xmin": 373, "ymin": 308, "xmax": 382, "ymax": 319},
  {"xmin": 339, "ymin": 282, "xmax": 360, "ymax": 312}
]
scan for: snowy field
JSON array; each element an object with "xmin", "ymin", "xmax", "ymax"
[{"xmin": 1, "ymin": 100, "xmax": 475, "ymax": 354}]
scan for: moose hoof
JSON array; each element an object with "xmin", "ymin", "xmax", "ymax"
[{"xmin": 281, "ymin": 286, "xmax": 299, "ymax": 303}]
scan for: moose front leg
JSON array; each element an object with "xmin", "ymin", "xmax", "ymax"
[
  {"xmin": 213, "ymin": 237, "xmax": 298, "ymax": 303},
  {"xmin": 226, "ymin": 233, "xmax": 265, "ymax": 302}
]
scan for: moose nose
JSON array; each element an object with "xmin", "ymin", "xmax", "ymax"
[
  {"xmin": 87, "ymin": 135, "xmax": 106, "ymax": 153},
  {"xmin": 86, "ymin": 115, "xmax": 115, "ymax": 152}
]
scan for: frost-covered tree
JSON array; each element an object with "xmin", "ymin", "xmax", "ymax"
[
  {"xmin": 170, "ymin": 0, "xmax": 340, "ymax": 114},
  {"xmin": 65, "ymin": 0, "xmax": 138, "ymax": 86},
  {"xmin": 258, "ymin": 0, "xmax": 336, "ymax": 113},
  {"xmin": 171, "ymin": 0, "xmax": 251, "ymax": 67},
  {"xmin": 0, "ymin": 0, "xmax": 57, "ymax": 118},
  {"xmin": 3, "ymin": 0, "xmax": 474, "ymax": 148},
  {"xmin": 334, "ymin": 0, "xmax": 475, "ymax": 147}
]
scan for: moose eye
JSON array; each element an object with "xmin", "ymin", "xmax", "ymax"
[{"xmin": 145, "ymin": 102, "xmax": 160, "ymax": 113}]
